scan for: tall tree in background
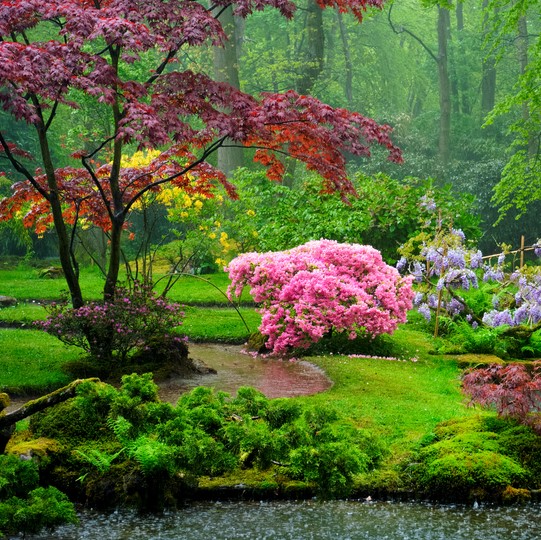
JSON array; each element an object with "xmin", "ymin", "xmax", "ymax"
[
  {"xmin": 213, "ymin": 4, "xmax": 245, "ymax": 175},
  {"xmin": 437, "ymin": 5, "xmax": 452, "ymax": 166},
  {"xmin": 388, "ymin": 3, "xmax": 452, "ymax": 168},
  {"xmin": 489, "ymin": 0, "xmax": 541, "ymax": 219},
  {"xmin": 481, "ymin": 0, "xmax": 497, "ymax": 117},
  {"xmin": 336, "ymin": 9, "xmax": 354, "ymax": 107},
  {"xmin": 0, "ymin": 0, "xmax": 401, "ymax": 313},
  {"xmin": 296, "ymin": 0, "xmax": 325, "ymax": 95}
]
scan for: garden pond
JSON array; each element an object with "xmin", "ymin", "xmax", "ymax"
[
  {"xmin": 6, "ymin": 342, "xmax": 332, "ymax": 412},
  {"xmin": 11, "ymin": 499, "xmax": 541, "ymax": 539},
  {"xmin": 157, "ymin": 343, "xmax": 333, "ymax": 400}
]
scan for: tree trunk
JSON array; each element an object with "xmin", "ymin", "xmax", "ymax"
[
  {"xmin": 35, "ymin": 123, "xmax": 84, "ymax": 309},
  {"xmin": 214, "ymin": 5, "xmax": 244, "ymax": 176},
  {"xmin": 0, "ymin": 379, "xmax": 99, "ymax": 454},
  {"xmin": 104, "ymin": 216, "xmax": 124, "ymax": 301},
  {"xmin": 437, "ymin": 6, "xmax": 452, "ymax": 168},
  {"xmin": 336, "ymin": 10, "xmax": 353, "ymax": 108},
  {"xmin": 481, "ymin": 0, "xmax": 496, "ymax": 120},
  {"xmin": 455, "ymin": 3, "xmax": 471, "ymax": 115},
  {"xmin": 517, "ymin": 14, "xmax": 536, "ymax": 157},
  {"xmin": 296, "ymin": 0, "xmax": 325, "ymax": 95}
]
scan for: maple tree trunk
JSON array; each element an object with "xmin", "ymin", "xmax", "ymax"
[
  {"xmin": 104, "ymin": 217, "xmax": 124, "ymax": 301},
  {"xmin": 105, "ymin": 46, "xmax": 127, "ymax": 304},
  {"xmin": 35, "ymin": 124, "xmax": 84, "ymax": 309}
]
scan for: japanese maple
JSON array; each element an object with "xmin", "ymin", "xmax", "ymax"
[
  {"xmin": 0, "ymin": 0, "xmax": 400, "ymax": 358},
  {"xmin": 227, "ymin": 240, "xmax": 414, "ymax": 354},
  {"xmin": 462, "ymin": 362, "xmax": 541, "ymax": 433}
]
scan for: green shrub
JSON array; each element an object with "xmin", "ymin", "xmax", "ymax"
[
  {"xmin": 305, "ymin": 332, "xmax": 398, "ymax": 357},
  {"xmin": 223, "ymin": 419, "xmax": 285, "ymax": 469},
  {"xmin": 30, "ymin": 382, "xmax": 116, "ymax": 444},
  {"xmin": 288, "ymin": 441, "xmax": 370, "ymax": 498},
  {"xmin": 497, "ymin": 425, "xmax": 541, "ymax": 483},
  {"xmin": 0, "ymin": 457, "xmax": 76, "ymax": 537},
  {"xmin": 231, "ymin": 386, "xmax": 269, "ymax": 417},
  {"xmin": 0, "ymin": 486, "xmax": 77, "ymax": 536},
  {"xmin": 407, "ymin": 414, "xmax": 540, "ymax": 500},
  {"xmin": 460, "ymin": 324, "xmax": 499, "ymax": 355},
  {"xmin": 263, "ymin": 399, "xmax": 303, "ymax": 429},
  {"xmin": 20, "ymin": 379, "xmax": 387, "ymax": 506},
  {"xmin": 419, "ymin": 450, "xmax": 525, "ymax": 496},
  {"xmin": 0, "ymin": 455, "xmax": 39, "ymax": 499},
  {"xmin": 127, "ymin": 436, "xmax": 178, "ymax": 476},
  {"xmin": 38, "ymin": 283, "xmax": 185, "ymax": 370},
  {"xmin": 177, "ymin": 428, "xmax": 237, "ymax": 476}
]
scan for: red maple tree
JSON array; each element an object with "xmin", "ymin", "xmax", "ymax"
[
  {"xmin": 462, "ymin": 362, "xmax": 541, "ymax": 433},
  {"xmin": 0, "ymin": 0, "xmax": 400, "ymax": 310}
]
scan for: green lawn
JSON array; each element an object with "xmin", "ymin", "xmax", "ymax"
[
  {"xmin": 0, "ymin": 329, "xmax": 77, "ymax": 394},
  {"xmin": 0, "ymin": 267, "xmax": 105, "ymax": 301},
  {"xmin": 0, "ymin": 266, "xmax": 252, "ymax": 305},
  {"xmin": 181, "ymin": 306, "xmax": 261, "ymax": 342},
  {"xmin": 304, "ymin": 353, "xmax": 469, "ymax": 445},
  {"xmin": 0, "ymin": 303, "xmax": 48, "ymax": 324}
]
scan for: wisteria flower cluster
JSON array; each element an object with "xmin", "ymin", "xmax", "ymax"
[
  {"xmin": 398, "ymin": 228, "xmax": 482, "ymax": 323},
  {"xmin": 398, "ymin": 220, "xmax": 541, "ymax": 331},
  {"xmin": 482, "ymin": 269, "xmax": 541, "ymax": 328},
  {"xmin": 227, "ymin": 240, "xmax": 414, "ymax": 354},
  {"xmin": 37, "ymin": 283, "xmax": 185, "ymax": 364}
]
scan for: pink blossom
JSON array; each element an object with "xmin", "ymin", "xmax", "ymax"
[{"xmin": 227, "ymin": 240, "xmax": 414, "ymax": 354}]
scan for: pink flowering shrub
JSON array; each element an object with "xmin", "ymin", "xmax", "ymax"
[
  {"xmin": 37, "ymin": 283, "xmax": 185, "ymax": 366},
  {"xmin": 227, "ymin": 240, "xmax": 414, "ymax": 354}
]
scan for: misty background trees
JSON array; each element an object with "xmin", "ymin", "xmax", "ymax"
[{"xmin": 1, "ymin": 0, "xmax": 540, "ymax": 261}]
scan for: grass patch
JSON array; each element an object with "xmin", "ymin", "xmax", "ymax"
[
  {"xmin": 159, "ymin": 272, "xmax": 253, "ymax": 305},
  {"xmin": 0, "ymin": 267, "xmax": 252, "ymax": 305},
  {"xmin": 181, "ymin": 306, "xmax": 261, "ymax": 343},
  {"xmin": 0, "ymin": 303, "xmax": 48, "ymax": 324},
  {"xmin": 0, "ymin": 329, "xmax": 79, "ymax": 394},
  {"xmin": 0, "ymin": 266, "xmax": 105, "ymax": 301},
  {"xmin": 300, "ymin": 353, "xmax": 470, "ymax": 447}
]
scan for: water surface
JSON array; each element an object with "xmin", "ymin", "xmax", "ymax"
[
  {"xmin": 5, "ymin": 343, "xmax": 332, "ymax": 412},
  {"xmin": 14, "ymin": 500, "xmax": 541, "ymax": 540},
  {"xmin": 158, "ymin": 343, "xmax": 332, "ymax": 402}
]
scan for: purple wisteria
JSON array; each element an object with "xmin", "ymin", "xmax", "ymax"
[
  {"xmin": 398, "ymin": 228, "xmax": 481, "ymax": 323},
  {"xmin": 482, "ymin": 270, "xmax": 541, "ymax": 328},
  {"xmin": 398, "ymin": 218, "xmax": 541, "ymax": 331}
]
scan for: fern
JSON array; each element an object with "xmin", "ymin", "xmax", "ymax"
[
  {"xmin": 127, "ymin": 436, "xmax": 177, "ymax": 476},
  {"xmin": 75, "ymin": 447, "xmax": 125, "ymax": 475},
  {"xmin": 107, "ymin": 415, "xmax": 134, "ymax": 444}
]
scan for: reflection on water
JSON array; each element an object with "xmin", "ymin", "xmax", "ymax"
[
  {"xmin": 158, "ymin": 343, "xmax": 332, "ymax": 402},
  {"xmin": 14, "ymin": 500, "xmax": 541, "ymax": 540}
]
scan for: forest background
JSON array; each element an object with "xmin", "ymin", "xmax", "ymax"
[{"xmin": 1, "ymin": 0, "xmax": 541, "ymax": 266}]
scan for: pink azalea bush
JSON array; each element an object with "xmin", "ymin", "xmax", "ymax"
[
  {"xmin": 227, "ymin": 240, "xmax": 415, "ymax": 354},
  {"xmin": 37, "ymin": 283, "xmax": 185, "ymax": 365}
]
